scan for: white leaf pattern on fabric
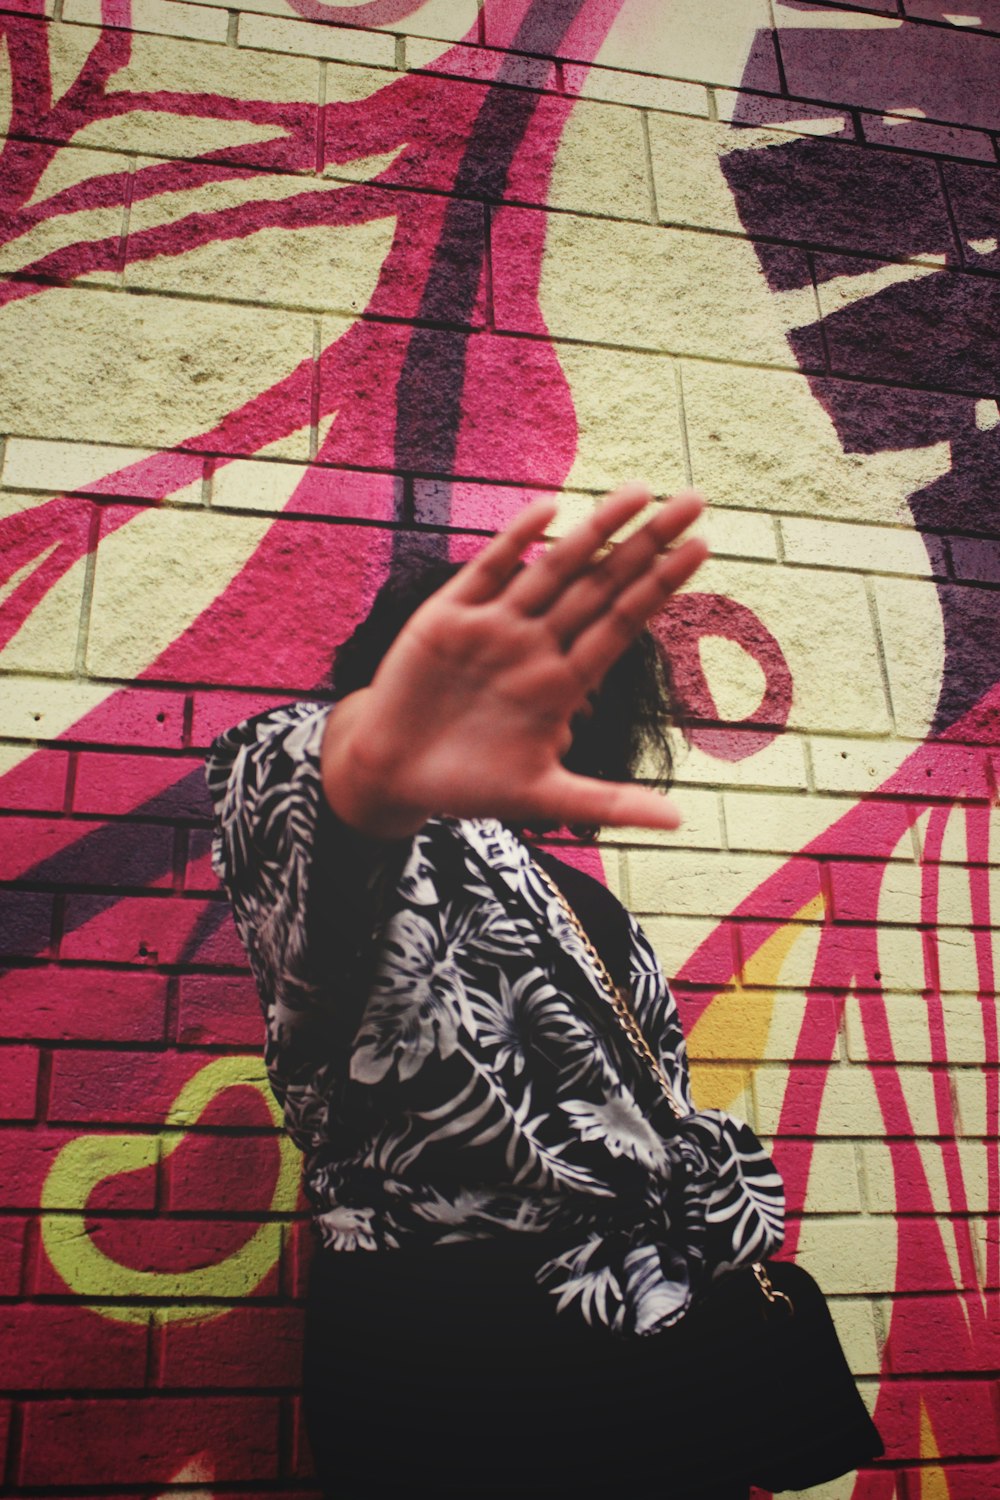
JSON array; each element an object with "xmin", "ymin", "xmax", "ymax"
[{"xmin": 206, "ymin": 703, "xmax": 785, "ymax": 1337}]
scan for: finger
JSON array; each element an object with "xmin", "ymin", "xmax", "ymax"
[
  {"xmin": 444, "ymin": 496, "xmax": 559, "ymax": 604},
  {"xmin": 503, "ymin": 482, "xmax": 654, "ymax": 616},
  {"xmin": 523, "ymin": 768, "xmax": 684, "ymax": 832},
  {"xmin": 566, "ymin": 535, "xmax": 709, "ymax": 690},
  {"xmin": 545, "ymin": 490, "xmax": 705, "ymax": 645}
]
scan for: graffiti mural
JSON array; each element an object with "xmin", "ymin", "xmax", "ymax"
[{"xmin": 1, "ymin": 0, "xmax": 998, "ymax": 1492}]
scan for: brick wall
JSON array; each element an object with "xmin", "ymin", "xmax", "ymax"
[{"xmin": 1, "ymin": 0, "xmax": 999, "ymax": 1495}]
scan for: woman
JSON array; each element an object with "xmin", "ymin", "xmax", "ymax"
[{"xmin": 207, "ymin": 485, "xmax": 880, "ymax": 1498}]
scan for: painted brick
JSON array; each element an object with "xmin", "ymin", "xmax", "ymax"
[
  {"xmin": 774, "ymin": 1, "xmax": 1000, "ymax": 134},
  {"xmin": 688, "ymin": 1063, "xmax": 754, "ymax": 1120},
  {"xmin": 0, "ymin": 816, "xmax": 174, "ymax": 888},
  {"xmin": 680, "ymin": 988, "xmax": 841, "ymax": 1063},
  {"xmin": 47, "ymin": 1050, "xmax": 273, "ymax": 1126},
  {"xmin": 62, "ymin": 0, "xmax": 229, "ymax": 42},
  {"xmin": 210, "ymin": 460, "xmax": 400, "ymax": 521},
  {"xmin": 290, "ymin": 1391, "xmax": 316, "ymax": 1478},
  {"xmin": 723, "ymin": 791, "xmax": 916, "ymax": 858},
  {"xmin": 870, "ymin": 576, "xmax": 950, "ymax": 740},
  {"xmin": 773, "ymin": 1139, "xmax": 864, "ymax": 1213},
  {"xmin": 17, "ymin": 1396, "xmax": 281, "ymax": 1484},
  {"xmin": 885, "ymin": 1292, "xmax": 1000, "ymax": 1373},
  {"xmin": 183, "ymin": 826, "xmax": 220, "ymax": 892},
  {"xmin": 862, "ymin": 1139, "xmax": 995, "ymax": 1213},
  {"xmin": 72, "ymin": 753, "xmax": 210, "ymax": 819},
  {"xmin": 671, "ymin": 735, "xmax": 810, "ymax": 793},
  {"xmin": 413, "ymin": 479, "xmax": 590, "ymax": 536},
  {"xmin": 780, "ymin": 514, "xmax": 933, "ymax": 576},
  {"xmin": 155, "ymin": 1303, "xmax": 303, "ymax": 1387},
  {"xmin": 238, "ymin": 13, "xmax": 395, "ymax": 65},
  {"xmin": 0, "ymin": 966, "xmax": 167, "ymax": 1042},
  {"xmin": 0, "ymin": 1220, "xmax": 26, "ymax": 1296},
  {"xmin": 953, "ymin": 1069, "xmax": 1000, "ymax": 1135},
  {"xmin": 0, "ymin": 1130, "xmax": 157, "ymax": 1210},
  {"xmin": 810, "ymin": 738, "xmax": 988, "ymax": 798},
  {"xmin": 162, "ymin": 1128, "xmax": 284, "ymax": 1211},
  {"xmin": 0, "ymin": 1305, "xmax": 149, "ymax": 1390},
  {"xmin": 829, "ymin": 860, "xmax": 960, "ymax": 926},
  {"xmin": 600, "ymin": 794, "xmax": 723, "ymax": 850},
  {"xmin": 562, "ymin": 63, "xmax": 707, "ymax": 115},
  {"xmin": 0, "ymin": 1045, "xmax": 40, "ymax": 1118},
  {"xmin": 849, "ymin": 994, "xmax": 998, "ymax": 1067},
  {"xmin": 0, "ymin": 680, "xmax": 186, "ymax": 748},
  {"xmin": 682, "ymin": 362, "xmax": 956, "ymax": 530},
  {"xmin": 0, "ymin": 1401, "xmax": 9, "ymax": 1473},
  {"xmin": 905, "ymin": 0, "xmax": 1000, "ymax": 26},
  {"xmin": 756, "ymin": 1060, "xmax": 943, "ymax": 1135},
  {"xmin": 0, "ymin": 287, "xmax": 315, "ymax": 458},
  {"xmin": 695, "ymin": 506, "xmax": 778, "ymax": 562},
  {"xmin": 0, "ymin": 890, "xmax": 55, "ymax": 957},
  {"xmin": 535, "ymin": 99, "xmax": 652, "ymax": 220},
  {"xmin": 641, "ymin": 915, "xmax": 740, "ymax": 987},
  {"xmin": 488, "ymin": 0, "xmax": 782, "ymax": 90},
  {"xmin": 494, "ymin": 208, "xmax": 809, "ymax": 368},
  {"xmin": 189, "ymin": 690, "xmax": 296, "ymax": 748},
  {"xmin": 282, "ymin": 1219, "xmax": 314, "ymax": 1300},
  {"xmin": 176, "ymin": 973, "xmax": 263, "ymax": 1047},
  {"xmin": 0, "ymin": 748, "xmax": 69, "ymax": 810},
  {"xmin": 34, "ymin": 1214, "xmax": 282, "ymax": 1294},
  {"xmin": 61, "ymin": 894, "xmax": 244, "ymax": 967},
  {"xmin": 948, "ymin": 534, "xmax": 1000, "ymax": 586},
  {"xmin": 942, "ymin": 159, "xmax": 1000, "ymax": 275},
  {"xmin": 876, "ymin": 1377, "xmax": 999, "ymax": 1457},
  {"xmin": 1, "ymin": 437, "xmax": 196, "ymax": 498},
  {"xmin": 407, "ymin": 37, "xmax": 557, "ymax": 89},
  {"xmin": 627, "ymin": 848, "xmax": 820, "ymax": 920},
  {"xmin": 715, "ymin": 90, "xmax": 854, "ymax": 135},
  {"xmin": 861, "ymin": 109, "xmax": 994, "ymax": 160}
]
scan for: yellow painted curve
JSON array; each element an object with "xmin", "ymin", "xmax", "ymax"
[{"xmin": 40, "ymin": 1055, "xmax": 301, "ymax": 1323}]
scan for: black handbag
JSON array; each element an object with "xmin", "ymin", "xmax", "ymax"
[{"xmin": 534, "ymin": 864, "xmax": 885, "ymax": 1493}]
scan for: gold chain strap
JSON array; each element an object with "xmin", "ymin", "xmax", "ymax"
[{"xmin": 534, "ymin": 860, "xmax": 792, "ymax": 1314}]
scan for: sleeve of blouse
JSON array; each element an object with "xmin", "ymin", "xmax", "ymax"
[{"xmin": 205, "ymin": 702, "xmax": 411, "ymax": 1072}]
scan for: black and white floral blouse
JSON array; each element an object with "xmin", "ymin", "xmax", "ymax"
[{"xmin": 207, "ymin": 702, "xmax": 784, "ymax": 1338}]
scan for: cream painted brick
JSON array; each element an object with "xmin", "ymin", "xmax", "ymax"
[
  {"xmin": 668, "ymin": 735, "xmax": 809, "ymax": 792},
  {"xmin": 599, "ymin": 792, "xmax": 723, "ymax": 850},
  {"xmin": 0, "ymin": 175, "xmax": 125, "ymax": 283},
  {"xmin": 0, "ymin": 287, "xmax": 315, "ymax": 457},
  {"xmin": 563, "ymin": 65, "xmax": 708, "ymax": 116},
  {"xmin": 682, "ymin": 362, "xmax": 952, "ymax": 529},
  {"xmin": 404, "ymin": 39, "xmax": 556, "ymax": 89},
  {"xmin": 640, "ymin": 914, "xmax": 730, "ymax": 985},
  {"xmin": 69, "ymin": 34, "xmax": 320, "ymax": 156},
  {"xmin": 3, "ymin": 439, "xmax": 158, "ymax": 495},
  {"xmin": 530, "ymin": 215, "xmax": 803, "ymax": 367},
  {"xmin": 210, "ymin": 458, "xmax": 312, "ymax": 513},
  {"xmin": 0, "ymin": 677, "xmax": 111, "ymax": 742},
  {"xmin": 546, "ymin": 102, "xmax": 651, "ymax": 219},
  {"xmin": 874, "ymin": 927, "xmax": 930, "ymax": 993},
  {"xmin": 834, "ymin": 860, "xmax": 921, "ymax": 927},
  {"xmin": 912, "ymin": 802, "xmax": 998, "ymax": 868},
  {"xmin": 590, "ymin": 0, "xmax": 779, "ymax": 91},
  {"xmin": 829, "ymin": 1297, "xmax": 881, "ymax": 1375},
  {"xmin": 86, "ymin": 507, "xmax": 271, "ymax": 680},
  {"xmin": 677, "ymin": 555, "xmax": 892, "ymax": 737},
  {"xmin": 126, "ymin": 197, "xmax": 397, "ymax": 316},
  {"xmin": 795, "ymin": 1219, "xmax": 897, "ymax": 1295},
  {"xmin": 63, "ymin": 0, "xmax": 229, "ymax": 41},
  {"xmin": 780, "ymin": 515, "xmax": 933, "ymax": 577},
  {"xmin": 955, "ymin": 1068, "xmax": 1000, "ymax": 1136},
  {"xmin": 237, "ymin": 13, "xmax": 396, "ymax": 65},
  {"xmin": 0, "ymin": 493, "xmax": 85, "ymax": 675},
  {"xmin": 846, "ymin": 994, "xmax": 997, "ymax": 1065},
  {"xmin": 756, "ymin": 1061, "xmax": 942, "ymax": 1134},
  {"xmin": 649, "ymin": 114, "xmax": 843, "ymax": 237},
  {"xmin": 745, "ymin": 920, "xmax": 822, "ymax": 989},
  {"xmin": 862, "ymin": 1140, "xmax": 996, "ymax": 1214},
  {"xmin": 555, "ymin": 345, "xmax": 687, "ymax": 494},
  {"xmin": 935, "ymin": 929, "xmax": 986, "ymax": 994},
  {"xmin": 180, "ymin": 0, "xmax": 474, "ymax": 35},
  {"xmin": 626, "ymin": 847, "xmax": 789, "ymax": 918},
  {"xmin": 723, "ymin": 790, "xmax": 908, "ymax": 857},
  {"xmin": 695, "ymin": 505, "xmax": 777, "ymax": 561},
  {"xmin": 870, "ymin": 577, "xmax": 946, "ymax": 742},
  {"xmin": 796, "ymin": 1141, "xmax": 864, "ymax": 1214},
  {"xmin": 809, "ymin": 736, "xmax": 925, "ymax": 795}
]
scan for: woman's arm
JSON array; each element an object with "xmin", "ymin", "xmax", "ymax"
[{"xmin": 321, "ymin": 483, "xmax": 707, "ymax": 840}]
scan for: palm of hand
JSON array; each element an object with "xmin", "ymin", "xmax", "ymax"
[{"xmin": 323, "ymin": 485, "xmax": 708, "ymax": 839}]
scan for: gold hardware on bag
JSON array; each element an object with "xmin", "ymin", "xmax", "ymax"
[{"xmin": 534, "ymin": 860, "xmax": 790, "ymax": 1313}]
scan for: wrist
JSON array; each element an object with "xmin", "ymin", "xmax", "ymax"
[{"xmin": 320, "ymin": 695, "xmax": 431, "ymax": 840}]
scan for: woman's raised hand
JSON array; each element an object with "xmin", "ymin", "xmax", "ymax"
[{"xmin": 321, "ymin": 484, "xmax": 708, "ymax": 839}]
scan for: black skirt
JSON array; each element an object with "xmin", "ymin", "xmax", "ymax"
[{"xmin": 302, "ymin": 1236, "xmax": 754, "ymax": 1500}]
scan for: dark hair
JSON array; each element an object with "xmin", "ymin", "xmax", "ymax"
[{"xmin": 329, "ymin": 554, "xmax": 685, "ymax": 835}]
